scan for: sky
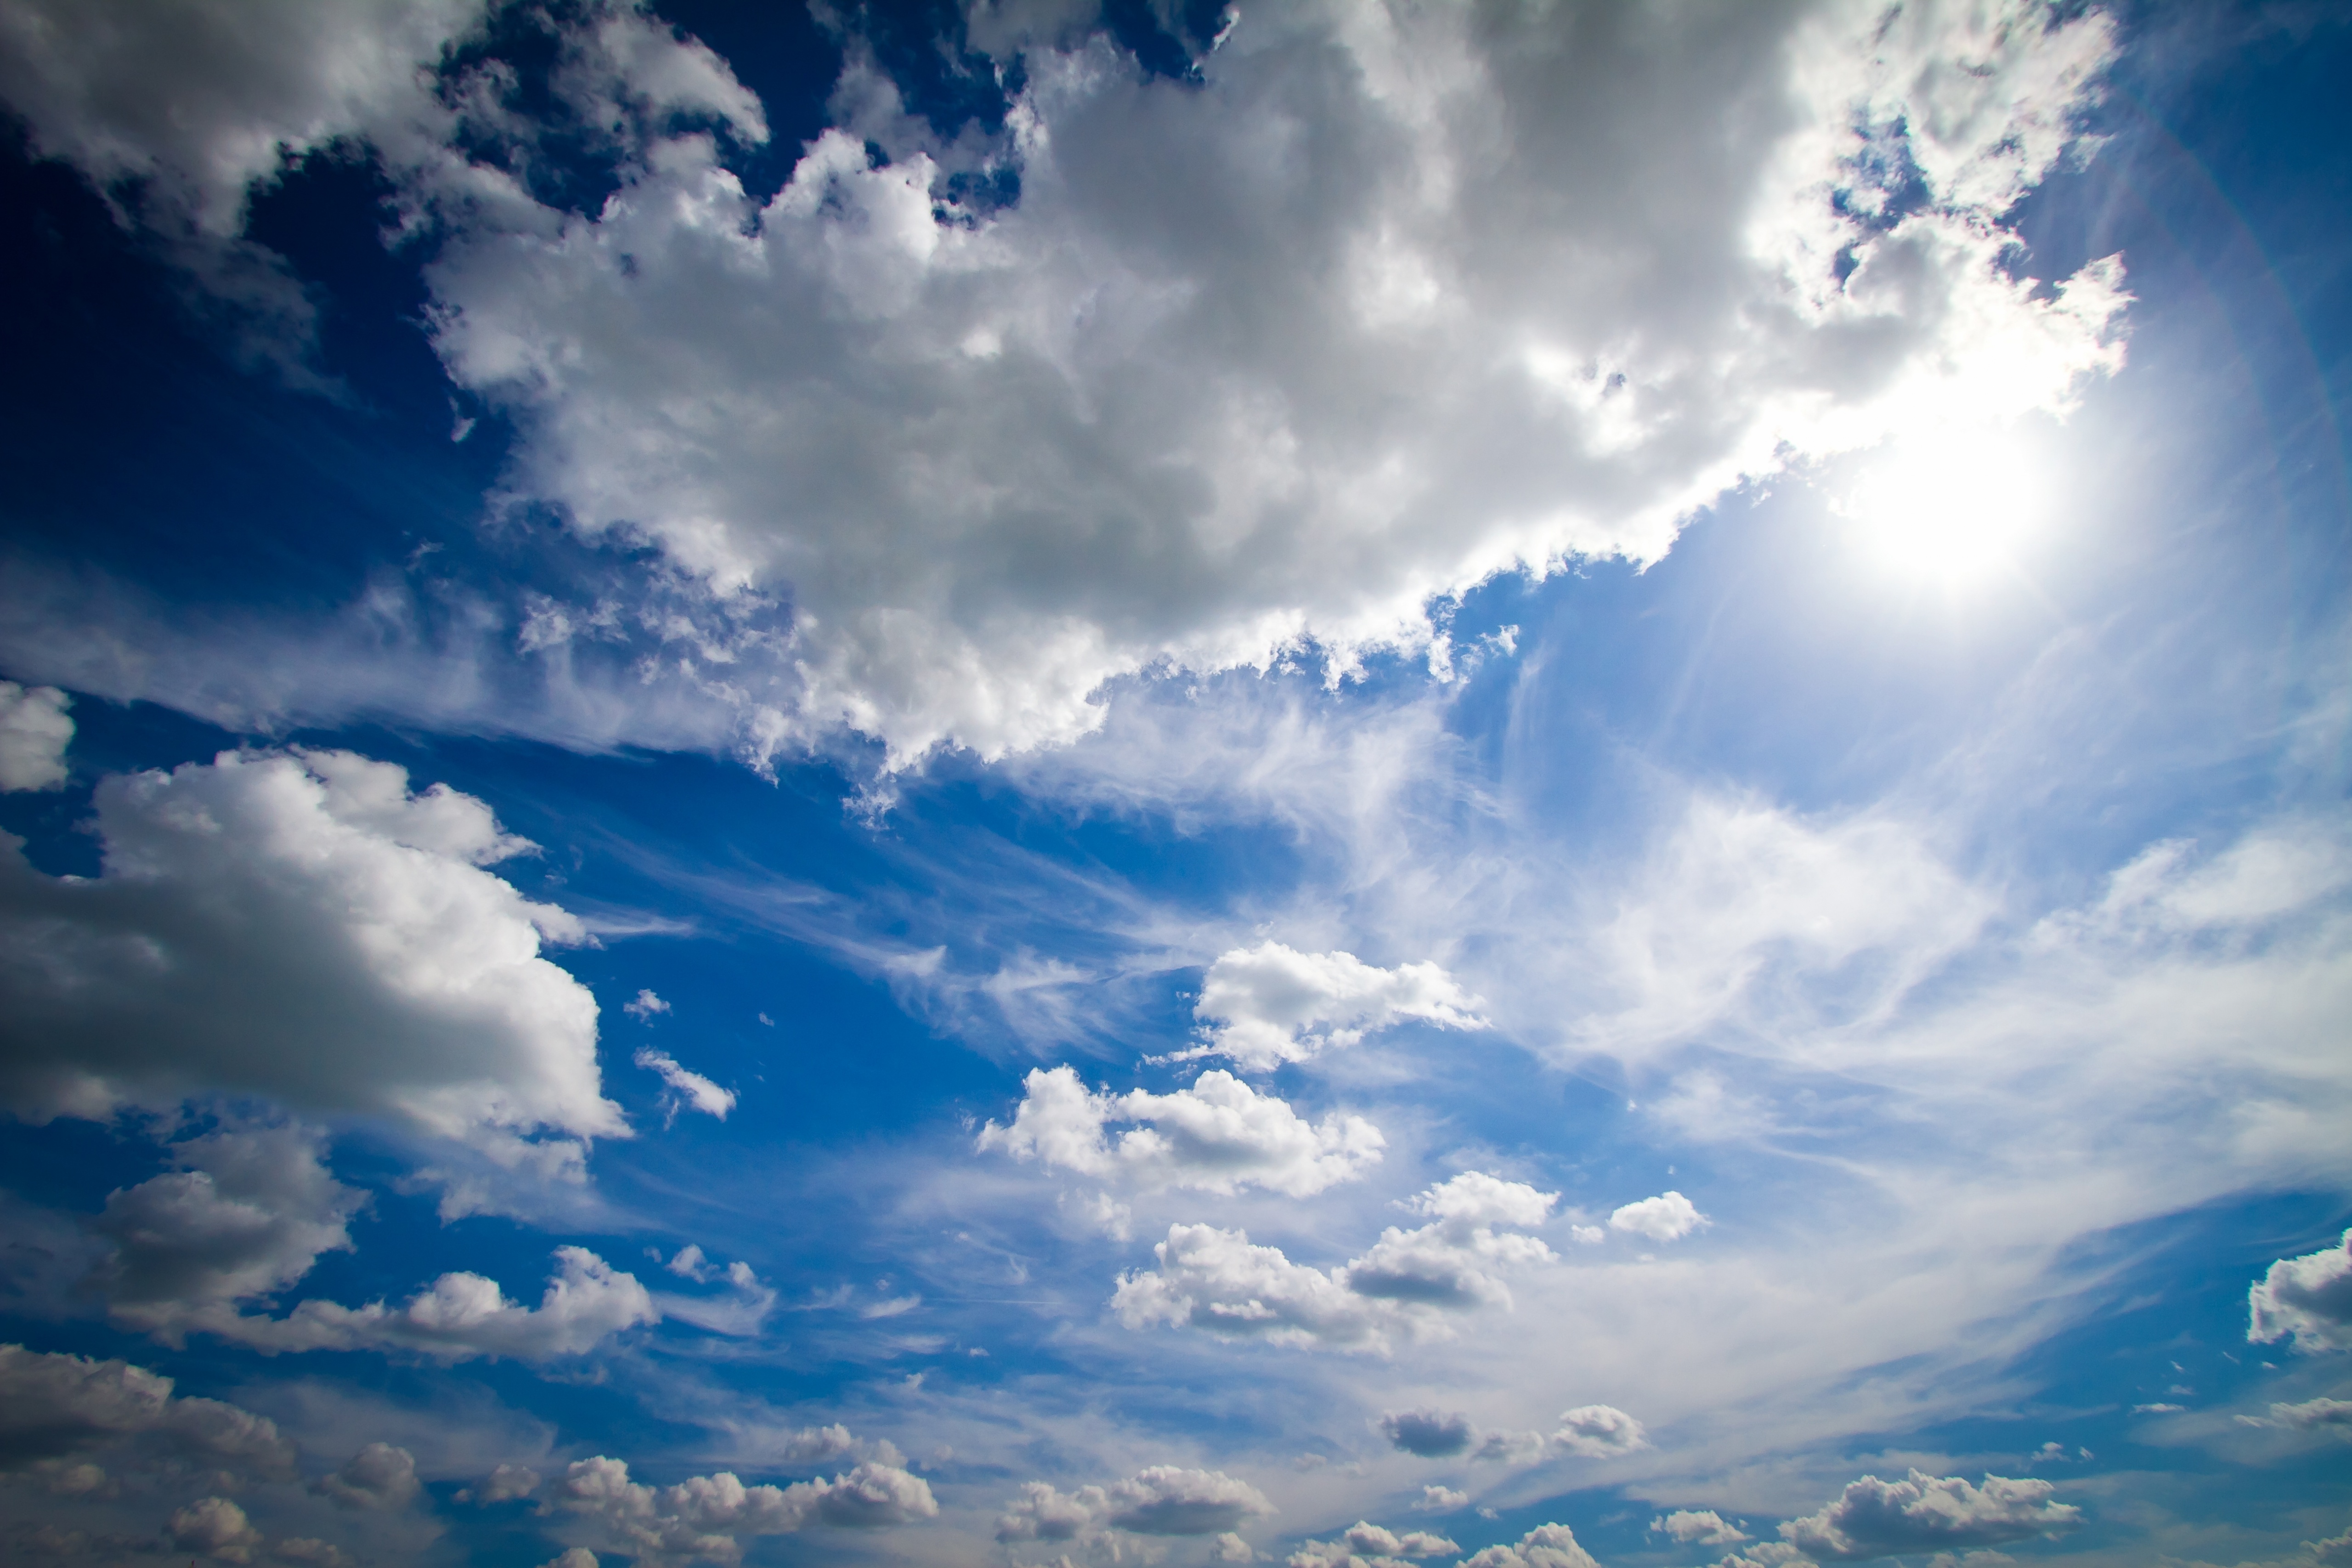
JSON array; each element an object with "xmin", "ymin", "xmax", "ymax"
[{"xmin": 0, "ymin": 2, "xmax": 2347, "ymax": 1567}]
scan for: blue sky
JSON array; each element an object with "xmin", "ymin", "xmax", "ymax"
[{"xmin": 0, "ymin": 3, "xmax": 2348, "ymax": 1567}]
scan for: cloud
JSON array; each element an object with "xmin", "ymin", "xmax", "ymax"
[
  {"xmin": 624, "ymin": 990, "xmax": 671, "ymax": 1020},
  {"xmin": 649, "ymin": 1250, "xmax": 777, "ymax": 1338},
  {"xmin": 0, "ymin": 1343, "xmax": 295, "ymax": 1477},
  {"xmin": 313, "ymin": 1442, "xmax": 423, "ymax": 1511},
  {"xmin": 1776, "ymin": 1470, "xmax": 2081, "ymax": 1561},
  {"xmin": 2257, "ymin": 1397, "xmax": 2352, "ymax": 1432},
  {"xmin": 2308, "ymin": 1527, "xmax": 2352, "ymax": 1567},
  {"xmin": 548, "ymin": 1455, "xmax": 935, "ymax": 1564},
  {"xmin": 0, "ymin": 748, "xmax": 622, "ymax": 1165},
  {"xmin": 996, "ymin": 1466, "xmax": 1275, "ymax": 1542},
  {"xmin": 1288, "ymin": 1521, "xmax": 1459, "ymax": 1568},
  {"xmin": 0, "ymin": 680, "xmax": 72, "ymax": 791},
  {"xmin": 978, "ymin": 1065, "xmax": 1385, "ymax": 1196},
  {"xmin": 634, "ymin": 1049, "xmax": 737, "ymax": 1122},
  {"xmin": 1607, "ymin": 1192, "xmax": 1707, "ymax": 1243},
  {"xmin": 1457, "ymin": 1523, "xmax": 1601, "ymax": 1568},
  {"xmin": 1550, "ymin": 1405, "xmax": 1646, "ymax": 1459},
  {"xmin": 2250, "ymin": 1229, "xmax": 2352, "ymax": 1352},
  {"xmin": 91, "ymin": 1122, "xmax": 365, "ymax": 1344},
  {"xmin": 1189, "ymin": 944, "xmax": 1486, "ymax": 1071},
  {"xmin": 170, "ymin": 1495, "xmax": 262, "ymax": 1562},
  {"xmin": 470, "ymin": 1463, "xmax": 542, "ymax": 1504},
  {"xmin": 1112, "ymin": 1172, "xmax": 1557, "ymax": 1349},
  {"xmin": 1378, "ymin": 1409, "xmax": 1473, "ymax": 1458},
  {"xmin": 1413, "ymin": 1487, "xmax": 1467, "ymax": 1514},
  {"xmin": 1655, "ymin": 1509, "xmax": 1748, "ymax": 1545}
]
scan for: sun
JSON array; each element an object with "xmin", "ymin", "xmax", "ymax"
[{"xmin": 1833, "ymin": 425, "xmax": 2052, "ymax": 585}]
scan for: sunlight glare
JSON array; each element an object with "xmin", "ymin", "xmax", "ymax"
[{"xmin": 1835, "ymin": 425, "xmax": 2052, "ymax": 585}]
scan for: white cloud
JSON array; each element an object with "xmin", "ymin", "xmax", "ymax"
[
  {"xmin": 978, "ymin": 1065, "xmax": 1385, "ymax": 1196},
  {"xmin": 170, "ymin": 1495, "xmax": 263, "ymax": 1562},
  {"xmin": 624, "ymin": 990, "xmax": 671, "ymax": 1020},
  {"xmin": 2249, "ymin": 1229, "xmax": 2352, "ymax": 1353},
  {"xmin": 2309, "ymin": 1527, "xmax": 2352, "ymax": 1567},
  {"xmin": 0, "ymin": 680, "xmax": 72, "ymax": 791},
  {"xmin": 1776, "ymin": 1470, "xmax": 2081, "ymax": 1560},
  {"xmin": 1655, "ymin": 1509, "xmax": 1748, "ymax": 1545},
  {"xmin": 5, "ymin": 0, "xmax": 2128, "ymax": 765},
  {"xmin": 995, "ymin": 1466, "xmax": 1274, "ymax": 1542},
  {"xmin": 1550, "ymin": 1405, "xmax": 1646, "ymax": 1460},
  {"xmin": 1112, "ymin": 1172, "xmax": 1556, "ymax": 1350},
  {"xmin": 1413, "ymin": 1487, "xmax": 1467, "ymax": 1514},
  {"xmin": 0, "ymin": 1343, "xmax": 295, "ymax": 1477},
  {"xmin": 0, "ymin": 748, "xmax": 622, "ymax": 1166},
  {"xmin": 1608, "ymin": 1192, "xmax": 1707, "ymax": 1243},
  {"xmin": 1189, "ymin": 944, "xmax": 1485, "ymax": 1071},
  {"xmin": 1288, "ymin": 1520, "xmax": 1459, "ymax": 1568},
  {"xmin": 650, "ymin": 1250, "xmax": 776, "ymax": 1338},
  {"xmin": 313, "ymin": 1442, "xmax": 423, "ymax": 1511},
  {"xmin": 471, "ymin": 1463, "xmax": 542, "ymax": 1504},
  {"xmin": 549, "ymin": 1454, "xmax": 936, "ymax": 1565},
  {"xmin": 92, "ymin": 1122, "xmax": 365, "ymax": 1345},
  {"xmin": 2265, "ymin": 1396, "xmax": 2352, "ymax": 1431},
  {"xmin": 1377, "ymin": 1409, "xmax": 1472, "ymax": 1458},
  {"xmin": 635, "ymin": 1048, "xmax": 737, "ymax": 1122},
  {"xmin": 1457, "ymin": 1523, "xmax": 1601, "ymax": 1568}
]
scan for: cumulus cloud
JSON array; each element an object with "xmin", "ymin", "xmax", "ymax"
[
  {"xmin": 978, "ymin": 1065, "xmax": 1385, "ymax": 1196},
  {"xmin": 1113, "ymin": 1172, "xmax": 1558, "ymax": 1349},
  {"xmin": 2308, "ymin": 1527, "xmax": 2352, "ymax": 1567},
  {"xmin": 624, "ymin": 990, "xmax": 671, "ymax": 1020},
  {"xmin": 313, "ymin": 1442, "xmax": 422, "ymax": 1511},
  {"xmin": 1378, "ymin": 1410, "xmax": 1473, "ymax": 1458},
  {"xmin": 1288, "ymin": 1520, "xmax": 1459, "ymax": 1568},
  {"xmin": 0, "ymin": 748, "xmax": 622, "ymax": 1165},
  {"xmin": 634, "ymin": 1049, "xmax": 736, "ymax": 1123},
  {"xmin": 1413, "ymin": 1487, "xmax": 1468, "ymax": 1514},
  {"xmin": 995, "ymin": 1466, "xmax": 1274, "ymax": 1542},
  {"xmin": 0, "ymin": 680, "xmax": 72, "ymax": 791},
  {"xmin": 1189, "ymin": 944, "xmax": 1486, "ymax": 1071},
  {"xmin": 1655, "ymin": 1509, "xmax": 1748, "ymax": 1545},
  {"xmin": 1550, "ymin": 1406, "xmax": 1647, "ymax": 1459},
  {"xmin": 548, "ymin": 1454, "xmax": 935, "ymax": 1564},
  {"xmin": 0, "ymin": 1343, "xmax": 295, "ymax": 1477},
  {"xmin": 2250, "ymin": 1230, "xmax": 2352, "ymax": 1352},
  {"xmin": 1775, "ymin": 1470, "xmax": 2081, "ymax": 1560},
  {"xmin": 1607, "ymin": 1192, "xmax": 1707, "ymax": 1243},
  {"xmin": 170, "ymin": 1495, "xmax": 263, "ymax": 1562},
  {"xmin": 1458, "ymin": 1523, "xmax": 1601, "ymax": 1568}
]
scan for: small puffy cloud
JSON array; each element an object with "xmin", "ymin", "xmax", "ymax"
[
  {"xmin": 1552, "ymin": 1406, "xmax": 1646, "ymax": 1459},
  {"xmin": 979, "ymin": 1066, "xmax": 1384, "ymax": 1196},
  {"xmin": 0, "ymin": 680, "xmax": 73, "ymax": 791},
  {"xmin": 470, "ymin": 1462, "xmax": 542, "ymax": 1503},
  {"xmin": 92, "ymin": 1122, "xmax": 364, "ymax": 1343},
  {"xmin": 1607, "ymin": 1191, "xmax": 1707, "ymax": 1243},
  {"xmin": 998, "ymin": 1466, "xmax": 1275, "ymax": 1543},
  {"xmin": 1776, "ymin": 1470, "xmax": 2082, "ymax": 1560},
  {"xmin": 1378, "ymin": 1409, "xmax": 1473, "ymax": 1458},
  {"xmin": 1458, "ymin": 1523, "xmax": 1601, "ymax": 1568},
  {"xmin": 313, "ymin": 1442, "xmax": 422, "ymax": 1511},
  {"xmin": 541, "ymin": 1551, "xmax": 600, "ymax": 1568},
  {"xmin": 1113, "ymin": 1172, "xmax": 1556, "ymax": 1350},
  {"xmin": 1655, "ymin": 1510, "xmax": 1748, "ymax": 1545},
  {"xmin": 1569, "ymin": 1226, "xmax": 1603, "ymax": 1245},
  {"xmin": 1289, "ymin": 1520, "xmax": 1459, "ymax": 1568},
  {"xmin": 1192, "ymin": 944, "xmax": 1485, "ymax": 1071},
  {"xmin": 2250, "ymin": 1229, "xmax": 2352, "ymax": 1352},
  {"xmin": 1213, "ymin": 1533, "xmax": 1257, "ymax": 1562},
  {"xmin": 635, "ymin": 1049, "xmax": 737, "ymax": 1122},
  {"xmin": 1414, "ymin": 1487, "xmax": 1468, "ymax": 1514},
  {"xmin": 170, "ymin": 1496, "xmax": 263, "ymax": 1562},
  {"xmin": 0, "ymin": 749, "xmax": 622, "ymax": 1165},
  {"xmin": 0, "ymin": 1343, "xmax": 294, "ymax": 1477},
  {"xmin": 624, "ymin": 990, "xmax": 671, "ymax": 1019},
  {"xmin": 551, "ymin": 1454, "xmax": 937, "ymax": 1564},
  {"xmin": 275, "ymin": 1539, "xmax": 356, "ymax": 1568}
]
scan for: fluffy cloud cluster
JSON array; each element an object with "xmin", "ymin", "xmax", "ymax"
[
  {"xmin": 1374, "ymin": 1404, "xmax": 1644, "ymax": 1465},
  {"xmin": 1113, "ymin": 1172, "xmax": 1560, "ymax": 1350},
  {"xmin": 995, "ymin": 1466, "xmax": 1274, "ymax": 1543},
  {"xmin": 1377, "ymin": 1410, "xmax": 1473, "ymax": 1459},
  {"xmin": 1459, "ymin": 1523, "xmax": 1602, "ymax": 1568},
  {"xmin": 314, "ymin": 1443, "xmax": 423, "ymax": 1511},
  {"xmin": 1754, "ymin": 1470, "xmax": 2081, "ymax": 1562},
  {"xmin": 1608, "ymin": 1192, "xmax": 1707, "ymax": 1243},
  {"xmin": 1190, "ymin": 944, "xmax": 1487, "ymax": 1071},
  {"xmin": 2, "ymin": 0, "xmax": 2127, "ymax": 765},
  {"xmin": 548, "ymin": 1454, "xmax": 936, "ymax": 1564},
  {"xmin": 1288, "ymin": 1520, "xmax": 1458, "ymax": 1568},
  {"xmin": 635, "ymin": 1049, "xmax": 737, "ymax": 1123},
  {"xmin": 2249, "ymin": 1229, "xmax": 2352, "ymax": 1353},
  {"xmin": 0, "ymin": 679, "xmax": 72, "ymax": 791},
  {"xmin": 978, "ymin": 1065, "xmax": 1385, "ymax": 1196},
  {"xmin": 0, "ymin": 1342, "xmax": 295, "ymax": 1479},
  {"xmin": 1655, "ymin": 1510, "xmax": 1748, "ymax": 1545},
  {"xmin": 0, "ymin": 748, "xmax": 621, "ymax": 1169}
]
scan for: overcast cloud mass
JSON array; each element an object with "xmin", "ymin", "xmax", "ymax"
[{"xmin": 0, "ymin": 0, "xmax": 2347, "ymax": 1565}]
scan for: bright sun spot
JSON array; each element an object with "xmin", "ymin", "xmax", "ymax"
[{"xmin": 1835, "ymin": 426, "xmax": 2052, "ymax": 585}]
